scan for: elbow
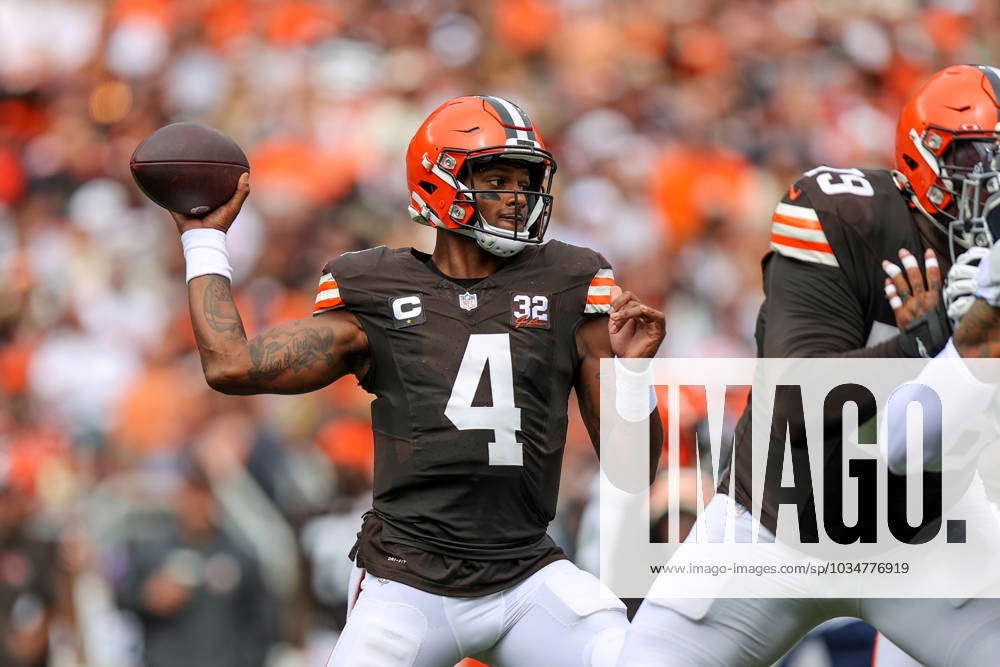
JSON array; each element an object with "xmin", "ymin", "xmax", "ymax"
[{"xmin": 204, "ymin": 363, "xmax": 248, "ymax": 394}]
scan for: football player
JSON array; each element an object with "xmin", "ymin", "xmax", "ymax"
[
  {"xmin": 618, "ymin": 65, "xmax": 1000, "ymax": 666},
  {"xmin": 170, "ymin": 96, "xmax": 665, "ymax": 666}
]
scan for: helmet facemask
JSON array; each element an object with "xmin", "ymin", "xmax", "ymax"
[
  {"xmin": 950, "ymin": 142, "xmax": 1000, "ymax": 264},
  {"xmin": 446, "ymin": 148, "xmax": 556, "ymax": 257},
  {"xmin": 913, "ymin": 128, "xmax": 997, "ymax": 226}
]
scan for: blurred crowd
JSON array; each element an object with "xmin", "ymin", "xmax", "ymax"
[{"xmin": 1, "ymin": 0, "xmax": 998, "ymax": 665}]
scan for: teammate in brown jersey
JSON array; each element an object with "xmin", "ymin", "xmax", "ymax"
[
  {"xmin": 619, "ymin": 66, "xmax": 1000, "ymax": 667},
  {"xmin": 170, "ymin": 96, "xmax": 664, "ymax": 666}
]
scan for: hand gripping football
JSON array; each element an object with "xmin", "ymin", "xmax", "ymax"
[{"xmin": 130, "ymin": 122, "xmax": 249, "ymax": 217}]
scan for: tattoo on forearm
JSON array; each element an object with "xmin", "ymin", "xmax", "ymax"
[
  {"xmin": 248, "ymin": 325, "xmax": 337, "ymax": 381},
  {"xmin": 202, "ymin": 276, "xmax": 246, "ymax": 337},
  {"xmin": 954, "ymin": 300, "xmax": 1000, "ymax": 358}
]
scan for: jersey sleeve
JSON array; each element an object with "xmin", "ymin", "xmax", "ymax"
[
  {"xmin": 311, "ymin": 246, "xmax": 388, "ymax": 316},
  {"xmin": 583, "ymin": 263, "xmax": 616, "ymax": 315},
  {"xmin": 761, "ymin": 252, "xmax": 903, "ymax": 358},
  {"xmin": 761, "ymin": 252, "xmax": 863, "ymax": 355},
  {"xmin": 312, "ymin": 265, "xmax": 344, "ymax": 315},
  {"xmin": 768, "ymin": 179, "xmax": 839, "ymax": 268}
]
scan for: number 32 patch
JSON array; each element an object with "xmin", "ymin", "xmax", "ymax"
[{"xmin": 511, "ymin": 294, "xmax": 549, "ymax": 329}]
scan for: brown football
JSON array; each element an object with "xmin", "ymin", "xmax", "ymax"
[{"xmin": 130, "ymin": 122, "xmax": 249, "ymax": 217}]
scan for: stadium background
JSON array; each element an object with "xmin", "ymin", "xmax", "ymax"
[{"xmin": 0, "ymin": 0, "xmax": 997, "ymax": 665}]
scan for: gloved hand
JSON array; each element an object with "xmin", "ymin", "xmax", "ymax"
[{"xmin": 944, "ymin": 246, "xmax": 990, "ymax": 326}]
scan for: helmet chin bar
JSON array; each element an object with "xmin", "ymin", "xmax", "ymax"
[
  {"xmin": 475, "ymin": 224, "xmax": 528, "ymax": 257},
  {"xmin": 446, "ymin": 181, "xmax": 553, "ymax": 257},
  {"xmin": 444, "ymin": 200, "xmax": 540, "ymax": 257},
  {"xmin": 472, "ymin": 202, "xmax": 541, "ymax": 257}
]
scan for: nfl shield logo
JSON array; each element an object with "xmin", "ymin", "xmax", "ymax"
[{"xmin": 458, "ymin": 292, "xmax": 478, "ymax": 311}]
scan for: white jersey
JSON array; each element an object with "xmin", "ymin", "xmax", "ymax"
[{"xmin": 619, "ymin": 493, "xmax": 1000, "ymax": 666}]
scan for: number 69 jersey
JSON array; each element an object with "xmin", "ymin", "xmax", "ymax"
[
  {"xmin": 313, "ymin": 241, "xmax": 613, "ymax": 593},
  {"xmin": 765, "ymin": 166, "xmax": 934, "ymax": 347},
  {"xmin": 722, "ymin": 166, "xmax": 948, "ymax": 536}
]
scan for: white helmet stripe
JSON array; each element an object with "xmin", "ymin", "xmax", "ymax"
[
  {"xmin": 526, "ymin": 194, "xmax": 544, "ymax": 230},
  {"xmin": 910, "ymin": 128, "xmax": 941, "ymax": 176},
  {"xmin": 431, "ymin": 163, "xmax": 458, "ymax": 188},
  {"xmin": 976, "ymin": 66, "xmax": 1000, "ymax": 123},
  {"xmin": 492, "ymin": 96, "xmax": 526, "ymax": 126},
  {"xmin": 490, "ymin": 96, "xmax": 532, "ymax": 142}
]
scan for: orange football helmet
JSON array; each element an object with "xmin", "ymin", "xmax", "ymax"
[
  {"xmin": 406, "ymin": 96, "xmax": 556, "ymax": 257},
  {"xmin": 895, "ymin": 65, "xmax": 1000, "ymax": 236}
]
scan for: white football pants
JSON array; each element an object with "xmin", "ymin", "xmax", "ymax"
[
  {"xmin": 619, "ymin": 493, "xmax": 1000, "ymax": 666},
  {"xmin": 326, "ymin": 558, "xmax": 628, "ymax": 667}
]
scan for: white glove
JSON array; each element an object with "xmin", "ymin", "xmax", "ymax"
[
  {"xmin": 944, "ymin": 246, "xmax": 990, "ymax": 325},
  {"xmin": 974, "ymin": 240, "xmax": 1000, "ymax": 307}
]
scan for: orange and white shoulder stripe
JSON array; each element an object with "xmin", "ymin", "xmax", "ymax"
[
  {"xmin": 312, "ymin": 272, "xmax": 344, "ymax": 314},
  {"xmin": 584, "ymin": 268, "xmax": 615, "ymax": 314},
  {"xmin": 769, "ymin": 202, "xmax": 838, "ymax": 267}
]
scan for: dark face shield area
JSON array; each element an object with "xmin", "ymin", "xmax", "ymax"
[
  {"xmin": 952, "ymin": 144, "xmax": 1000, "ymax": 262},
  {"xmin": 924, "ymin": 131, "xmax": 999, "ymax": 224},
  {"xmin": 944, "ymin": 138, "xmax": 995, "ymax": 175},
  {"xmin": 937, "ymin": 138, "xmax": 996, "ymax": 201}
]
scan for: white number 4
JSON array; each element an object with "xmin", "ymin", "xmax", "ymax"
[{"xmin": 444, "ymin": 334, "xmax": 523, "ymax": 466}]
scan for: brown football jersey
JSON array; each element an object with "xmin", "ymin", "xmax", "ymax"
[
  {"xmin": 721, "ymin": 167, "xmax": 950, "ymax": 537},
  {"xmin": 313, "ymin": 241, "xmax": 614, "ymax": 595}
]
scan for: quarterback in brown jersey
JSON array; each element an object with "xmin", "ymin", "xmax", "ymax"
[
  {"xmin": 170, "ymin": 96, "xmax": 664, "ymax": 666},
  {"xmin": 619, "ymin": 66, "xmax": 1000, "ymax": 667}
]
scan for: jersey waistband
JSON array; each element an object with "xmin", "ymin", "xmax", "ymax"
[{"xmin": 370, "ymin": 509, "xmax": 557, "ymax": 561}]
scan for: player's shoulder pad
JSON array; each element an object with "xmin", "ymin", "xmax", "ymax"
[
  {"xmin": 769, "ymin": 167, "xmax": 900, "ymax": 269},
  {"xmin": 322, "ymin": 245, "xmax": 391, "ymax": 279},
  {"xmin": 312, "ymin": 245, "xmax": 390, "ymax": 315},
  {"xmin": 540, "ymin": 240, "xmax": 615, "ymax": 314}
]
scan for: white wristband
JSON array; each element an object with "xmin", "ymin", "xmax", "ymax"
[
  {"xmin": 614, "ymin": 358, "xmax": 658, "ymax": 422},
  {"xmin": 181, "ymin": 228, "xmax": 232, "ymax": 283}
]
